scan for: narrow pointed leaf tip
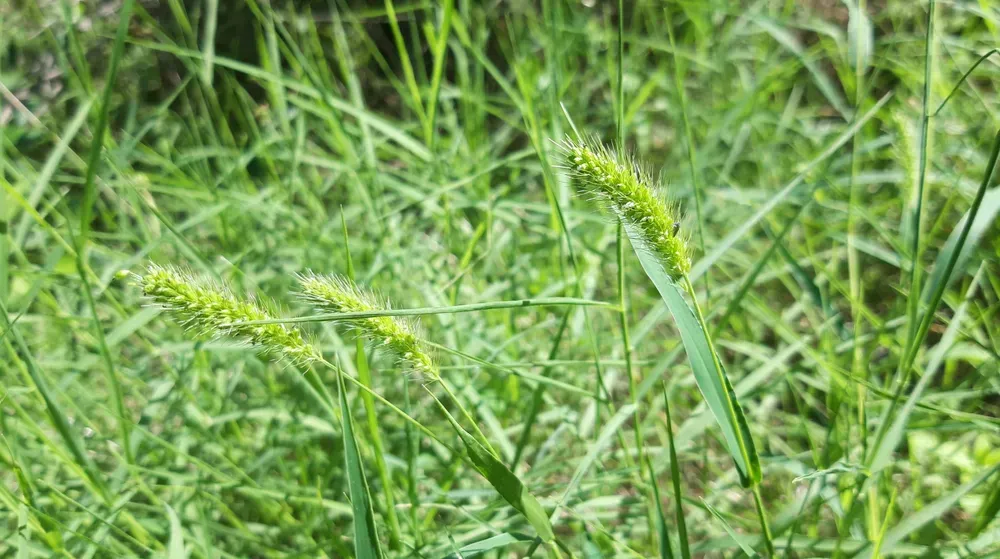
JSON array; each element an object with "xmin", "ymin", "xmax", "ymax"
[
  {"xmin": 559, "ymin": 136, "xmax": 691, "ymax": 280},
  {"xmin": 138, "ymin": 264, "xmax": 320, "ymax": 364},
  {"xmin": 296, "ymin": 272, "xmax": 438, "ymax": 378}
]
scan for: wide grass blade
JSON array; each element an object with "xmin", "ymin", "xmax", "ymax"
[
  {"xmin": 624, "ymin": 223, "xmax": 759, "ymax": 487},
  {"xmin": 336, "ymin": 370, "xmax": 385, "ymax": 559},
  {"xmin": 442, "ymin": 533, "xmax": 533, "ymax": 559}
]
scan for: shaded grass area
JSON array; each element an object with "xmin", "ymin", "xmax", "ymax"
[{"xmin": 2, "ymin": 0, "xmax": 1000, "ymax": 557}]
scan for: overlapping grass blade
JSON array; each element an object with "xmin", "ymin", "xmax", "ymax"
[
  {"xmin": 625, "ymin": 223, "xmax": 759, "ymax": 487},
  {"xmin": 336, "ymin": 370, "xmax": 385, "ymax": 559}
]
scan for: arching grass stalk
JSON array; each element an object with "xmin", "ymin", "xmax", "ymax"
[
  {"xmin": 135, "ymin": 265, "xmax": 442, "ymax": 444},
  {"xmin": 559, "ymin": 136, "xmax": 774, "ymax": 555},
  {"xmin": 296, "ymin": 272, "xmax": 498, "ymax": 457},
  {"xmin": 138, "ymin": 265, "xmax": 558, "ymax": 544}
]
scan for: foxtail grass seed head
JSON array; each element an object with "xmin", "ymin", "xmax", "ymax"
[
  {"xmin": 297, "ymin": 273, "xmax": 438, "ymax": 378},
  {"xmin": 559, "ymin": 137, "xmax": 692, "ymax": 280},
  {"xmin": 138, "ymin": 264, "xmax": 321, "ymax": 364}
]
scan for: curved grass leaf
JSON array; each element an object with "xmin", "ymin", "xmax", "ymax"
[
  {"xmin": 625, "ymin": 223, "xmax": 760, "ymax": 487},
  {"xmin": 919, "ymin": 186, "xmax": 1000, "ymax": 305},
  {"xmin": 440, "ymin": 532, "xmax": 533, "ymax": 559},
  {"xmin": 703, "ymin": 499, "xmax": 759, "ymax": 558},
  {"xmin": 336, "ymin": 371, "xmax": 385, "ymax": 559},
  {"xmin": 431, "ymin": 393, "xmax": 554, "ymax": 542}
]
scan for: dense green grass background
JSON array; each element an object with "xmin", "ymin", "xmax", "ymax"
[{"xmin": 2, "ymin": 0, "xmax": 1000, "ymax": 556}]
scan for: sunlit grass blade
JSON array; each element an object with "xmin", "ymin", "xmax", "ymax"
[
  {"xmin": 165, "ymin": 504, "xmax": 187, "ymax": 559},
  {"xmin": 230, "ymin": 297, "xmax": 614, "ymax": 325},
  {"xmin": 626, "ymin": 223, "xmax": 759, "ymax": 486},
  {"xmin": 869, "ymin": 129, "xmax": 1000, "ymax": 468},
  {"xmin": 336, "ymin": 369, "xmax": 386, "ymax": 559}
]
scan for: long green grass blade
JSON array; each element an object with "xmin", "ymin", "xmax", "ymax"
[
  {"xmin": 336, "ymin": 370, "xmax": 386, "ymax": 559},
  {"xmin": 703, "ymin": 499, "xmax": 759, "ymax": 558},
  {"xmin": 624, "ymin": 223, "xmax": 759, "ymax": 486}
]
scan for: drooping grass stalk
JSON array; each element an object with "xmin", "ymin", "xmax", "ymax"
[
  {"xmin": 296, "ymin": 272, "xmax": 497, "ymax": 455},
  {"xmin": 136, "ymin": 265, "xmax": 443, "ymax": 445}
]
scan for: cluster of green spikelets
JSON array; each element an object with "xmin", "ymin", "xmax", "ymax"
[
  {"xmin": 558, "ymin": 136, "xmax": 691, "ymax": 280},
  {"xmin": 137, "ymin": 264, "xmax": 436, "ymax": 375},
  {"xmin": 138, "ymin": 137, "xmax": 685, "ymax": 371},
  {"xmin": 137, "ymin": 265, "xmax": 321, "ymax": 364},
  {"xmin": 298, "ymin": 272, "xmax": 438, "ymax": 377}
]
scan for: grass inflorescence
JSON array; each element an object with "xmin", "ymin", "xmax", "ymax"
[
  {"xmin": 559, "ymin": 136, "xmax": 691, "ymax": 280},
  {"xmin": 138, "ymin": 264, "xmax": 321, "ymax": 364},
  {"xmin": 297, "ymin": 272, "xmax": 438, "ymax": 377}
]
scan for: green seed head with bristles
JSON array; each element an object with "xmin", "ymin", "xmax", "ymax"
[
  {"xmin": 138, "ymin": 264, "xmax": 321, "ymax": 364},
  {"xmin": 559, "ymin": 136, "xmax": 691, "ymax": 280},
  {"xmin": 296, "ymin": 273, "xmax": 438, "ymax": 378}
]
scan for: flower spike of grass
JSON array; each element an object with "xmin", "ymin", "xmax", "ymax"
[
  {"xmin": 559, "ymin": 134, "xmax": 772, "ymax": 554},
  {"xmin": 296, "ymin": 272, "xmax": 438, "ymax": 378},
  {"xmin": 297, "ymin": 272, "xmax": 498, "ymax": 455},
  {"xmin": 558, "ymin": 136, "xmax": 691, "ymax": 280},
  {"xmin": 137, "ymin": 264, "xmax": 321, "ymax": 364}
]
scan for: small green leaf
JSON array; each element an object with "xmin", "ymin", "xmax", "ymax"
[
  {"xmin": 336, "ymin": 372, "xmax": 385, "ymax": 559},
  {"xmin": 920, "ymin": 187, "xmax": 1000, "ymax": 306},
  {"xmin": 855, "ymin": 464, "xmax": 1000, "ymax": 558}
]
